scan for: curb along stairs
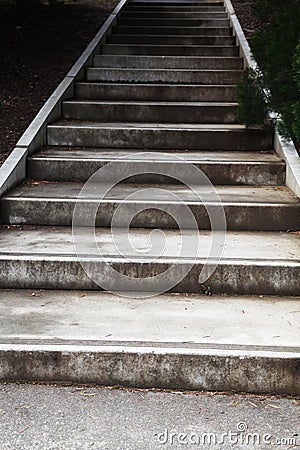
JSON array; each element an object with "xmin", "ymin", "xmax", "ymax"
[{"xmin": 0, "ymin": 0, "xmax": 299, "ymax": 394}]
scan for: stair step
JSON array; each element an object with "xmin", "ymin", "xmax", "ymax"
[
  {"xmin": 75, "ymin": 82, "xmax": 237, "ymax": 102},
  {"xmin": 85, "ymin": 68, "xmax": 243, "ymax": 84},
  {"xmin": 27, "ymin": 149, "xmax": 285, "ymax": 185},
  {"xmin": 114, "ymin": 26, "xmax": 232, "ymax": 35},
  {"xmin": 117, "ymin": 18, "xmax": 230, "ymax": 26},
  {"xmin": 0, "ymin": 226, "xmax": 298, "ymax": 295},
  {"xmin": 125, "ymin": 5, "xmax": 226, "ymax": 11},
  {"xmin": 1, "ymin": 289, "xmax": 298, "ymax": 393},
  {"xmin": 129, "ymin": 1, "xmax": 226, "ymax": 6},
  {"xmin": 93, "ymin": 54, "xmax": 243, "ymax": 70},
  {"xmin": 47, "ymin": 121, "xmax": 273, "ymax": 151},
  {"xmin": 101, "ymin": 44, "xmax": 238, "ymax": 56},
  {"xmin": 2, "ymin": 182, "xmax": 298, "ymax": 230},
  {"xmin": 121, "ymin": 11, "xmax": 228, "ymax": 18},
  {"xmin": 62, "ymin": 100, "xmax": 238, "ymax": 124},
  {"xmin": 107, "ymin": 34, "xmax": 236, "ymax": 46}
]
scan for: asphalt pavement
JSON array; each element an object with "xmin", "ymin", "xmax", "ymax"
[{"xmin": 0, "ymin": 383, "xmax": 298, "ymax": 449}]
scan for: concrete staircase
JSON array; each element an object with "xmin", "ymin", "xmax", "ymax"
[{"xmin": 0, "ymin": 0, "xmax": 299, "ymax": 393}]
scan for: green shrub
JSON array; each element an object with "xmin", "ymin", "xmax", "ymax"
[
  {"xmin": 237, "ymin": 67, "xmax": 269, "ymax": 127},
  {"xmin": 271, "ymin": 36, "xmax": 300, "ymax": 144},
  {"xmin": 237, "ymin": 0, "xmax": 300, "ymax": 147}
]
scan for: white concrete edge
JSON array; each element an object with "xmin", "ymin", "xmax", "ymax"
[
  {"xmin": 0, "ymin": 344, "xmax": 298, "ymax": 359},
  {"xmin": 16, "ymin": 76, "xmax": 74, "ymax": 151},
  {"xmin": 0, "ymin": 0, "xmax": 127, "ymax": 201},
  {"xmin": 274, "ymin": 134, "xmax": 300, "ymax": 198},
  {"xmin": 224, "ymin": 0, "xmax": 300, "ymax": 198},
  {"xmin": 0, "ymin": 148, "xmax": 28, "ymax": 197}
]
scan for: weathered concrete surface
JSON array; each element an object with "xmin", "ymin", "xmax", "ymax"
[
  {"xmin": 0, "ymin": 290, "xmax": 298, "ymax": 348},
  {"xmin": 93, "ymin": 54, "xmax": 242, "ymax": 69},
  {"xmin": 117, "ymin": 18, "xmax": 230, "ymax": 27},
  {"xmin": 86, "ymin": 67, "xmax": 243, "ymax": 84},
  {"xmin": 125, "ymin": 4, "xmax": 226, "ymax": 9},
  {"xmin": 0, "ymin": 290, "xmax": 299, "ymax": 393},
  {"xmin": 27, "ymin": 148, "xmax": 285, "ymax": 185},
  {"xmin": 0, "ymin": 383, "xmax": 298, "ymax": 449},
  {"xmin": 62, "ymin": 100, "xmax": 239, "ymax": 124},
  {"xmin": 115, "ymin": 25, "xmax": 232, "ymax": 35},
  {"xmin": 0, "ymin": 346, "xmax": 299, "ymax": 394},
  {"xmin": 106, "ymin": 35, "xmax": 236, "ymax": 46},
  {"xmin": 121, "ymin": 11, "xmax": 228, "ymax": 17},
  {"xmin": 102, "ymin": 43, "xmax": 238, "ymax": 56},
  {"xmin": 0, "ymin": 227, "xmax": 298, "ymax": 294},
  {"xmin": 2, "ymin": 182, "xmax": 299, "ymax": 230},
  {"xmin": 75, "ymin": 82, "xmax": 238, "ymax": 102},
  {"xmin": 47, "ymin": 122, "xmax": 273, "ymax": 151}
]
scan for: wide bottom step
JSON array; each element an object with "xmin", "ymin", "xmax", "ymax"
[{"xmin": 0, "ymin": 289, "xmax": 298, "ymax": 394}]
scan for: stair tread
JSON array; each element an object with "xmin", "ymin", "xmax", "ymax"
[
  {"xmin": 4, "ymin": 182, "xmax": 299, "ymax": 205},
  {"xmin": 0, "ymin": 226, "xmax": 299, "ymax": 262},
  {"xmin": 76, "ymin": 82, "xmax": 237, "ymax": 87},
  {"xmin": 94, "ymin": 54, "xmax": 241, "ymax": 57},
  {"xmin": 88, "ymin": 67, "xmax": 242, "ymax": 71},
  {"xmin": 49, "ymin": 121, "xmax": 250, "ymax": 130},
  {"xmin": 103, "ymin": 44, "xmax": 234, "ymax": 48},
  {"xmin": 0, "ymin": 289, "xmax": 299, "ymax": 350},
  {"xmin": 110, "ymin": 35, "xmax": 232, "ymax": 37},
  {"xmin": 64, "ymin": 100, "xmax": 238, "ymax": 106},
  {"xmin": 29, "ymin": 148, "xmax": 281, "ymax": 163}
]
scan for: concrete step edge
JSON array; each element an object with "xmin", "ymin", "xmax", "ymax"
[
  {"xmin": 87, "ymin": 67, "xmax": 243, "ymax": 72},
  {"xmin": 74, "ymin": 83, "xmax": 238, "ymax": 102},
  {"xmin": 1, "ymin": 344, "xmax": 299, "ymax": 393},
  {"xmin": 48, "ymin": 121, "xmax": 255, "ymax": 130},
  {"xmin": 27, "ymin": 151, "xmax": 285, "ymax": 186},
  {"xmin": 63, "ymin": 100, "xmax": 239, "ymax": 106},
  {"xmin": 102, "ymin": 44, "xmax": 236, "ymax": 48},
  {"xmin": 28, "ymin": 149, "xmax": 282, "ymax": 163},
  {"xmin": 0, "ymin": 227, "xmax": 298, "ymax": 295}
]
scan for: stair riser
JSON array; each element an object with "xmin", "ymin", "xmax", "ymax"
[
  {"xmin": 121, "ymin": 12, "xmax": 228, "ymax": 18},
  {"xmin": 47, "ymin": 126, "xmax": 273, "ymax": 151},
  {"xmin": 0, "ymin": 258, "xmax": 298, "ymax": 296},
  {"xmin": 114, "ymin": 26, "xmax": 232, "ymax": 35},
  {"xmin": 101, "ymin": 45, "xmax": 239, "ymax": 56},
  {"xmin": 107, "ymin": 35, "xmax": 236, "ymax": 46},
  {"xmin": 86, "ymin": 68, "xmax": 243, "ymax": 84},
  {"xmin": 3, "ymin": 200, "xmax": 297, "ymax": 231},
  {"xmin": 1, "ymin": 348, "xmax": 298, "ymax": 395},
  {"xmin": 117, "ymin": 18, "xmax": 230, "ymax": 26},
  {"xmin": 62, "ymin": 102, "xmax": 238, "ymax": 124},
  {"xmin": 75, "ymin": 83, "xmax": 237, "ymax": 102},
  {"xmin": 93, "ymin": 54, "xmax": 243, "ymax": 70},
  {"xmin": 27, "ymin": 159, "xmax": 286, "ymax": 186}
]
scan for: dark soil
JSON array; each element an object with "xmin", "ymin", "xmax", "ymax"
[
  {"xmin": 0, "ymin": 0, "xmax": 259, "ymax": 166},
  {"xmin": 230, "ymin": 0, "xmax": 261, "ymax": 39},
  {"xmin": 0, "ymin": 0, "xmax": 118, "ymax": 165}
]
